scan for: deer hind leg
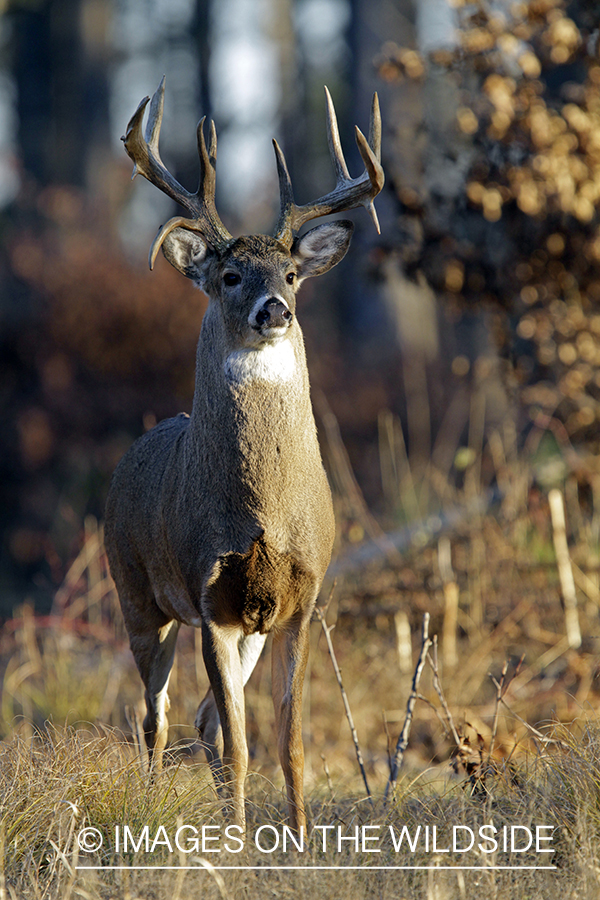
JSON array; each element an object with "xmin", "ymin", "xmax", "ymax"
[
  {"xmin": 128, "ymin": 618, "xmax": 180, "ymax": 771},
  {"xmin": 196, "ymin": 631, "xmax": 266, "ymax": 792},
  {"xmin": 271, "ymin": 614, "xmax": 311, "ymax": 834}
]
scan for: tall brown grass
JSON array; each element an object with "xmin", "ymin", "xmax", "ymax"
[
  {"xmin": 2, "ymin": 419, "xmax": 600, "ymax": 897},
  {"xmin": 2, "ymin": 721, "xmax": 600, "ymax": 898}
]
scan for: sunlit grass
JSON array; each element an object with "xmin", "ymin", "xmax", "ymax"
[
  {"xmin": 1, "ymin": 721, "xmax": 600, "ymax": 897},
  {"xmin": 3, "ymin": 441, "xmax": 600, "ymax": 896}
]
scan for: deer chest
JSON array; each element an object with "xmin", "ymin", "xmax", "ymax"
[{"xmin": 202, "ymin": 535, "xmax": 316, "ymax": 634}]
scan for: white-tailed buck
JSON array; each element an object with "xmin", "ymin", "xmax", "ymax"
[{"xmin": 105, "ymin": 77, "xmax": 383, "ymax": 832}]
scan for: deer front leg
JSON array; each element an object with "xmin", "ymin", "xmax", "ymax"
[
  {"xmin": 271, "ymin": 614, "xmax": 311, "ymax": 834},
  {"xmin": 201, "ymin": 620, "xmax": 247, "ymax": 829},
  {"xmin": 196, "ymin": 632, "xmax": 267, "ymax": 785}
]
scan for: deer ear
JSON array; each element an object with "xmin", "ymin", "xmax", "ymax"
[
  {"xmin": 291, "ymin": 220, "xmax": 354, "ymax": 280},
  {"xmin": 161, "ymin": 227, "xmax": 210, "ymax": 281}
]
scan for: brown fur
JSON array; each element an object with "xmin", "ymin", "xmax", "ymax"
[
  {"xmin": 105, "ymin": 224, "xmax": 352, "ymax": 833},
  {"xmin": 205, "ymin": 536, "xmax": 316, "ymax": 634}
]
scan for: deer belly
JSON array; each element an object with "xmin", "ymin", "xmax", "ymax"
[{"xmin": 202, "ymin": 535, "xmax": 315, "ymax": 634}]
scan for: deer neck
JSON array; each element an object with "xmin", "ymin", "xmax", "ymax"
[{"xmin": 188, "ymin": 308, "xmax": 318, "ymax": 476}]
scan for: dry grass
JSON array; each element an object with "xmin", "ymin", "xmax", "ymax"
[
  {"xmin": 1, "ymin": 722, "xmax": 600, "ymax": 898},
  {"xmin": 2, "ymin": 430, "xmax": 600, "ymax": 896}
]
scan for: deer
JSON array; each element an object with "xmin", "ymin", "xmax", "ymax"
[{"xmin": 104, "ymin": 76, "xmax": 383, "ymax": 834}]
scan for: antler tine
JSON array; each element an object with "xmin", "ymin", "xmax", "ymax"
[
  {"xmin": 324, "ymin": 86, "xmax": 351, "ymax": 182},
  {"xmin": 273, "ymin": 86, "xmax": 384, "ymax": 247},
  {"xmin": 272, "ymin": 138, "xmax": 296, "ymax": 248},
  {"xmin": 196, "ymin": 116, "xmax": 217, "ymax": 205},
  {"xmin": 357, "ymin": 92, "xmax": 384, "ymax": 231},
  {"xmin": 123, "ymin": 79, "xmax": 195, "ymax": 211},
  {"xmin": 148, "ymin": 116, "xmax": 228, "ymax": 269},
  {"xmin": 368, "ymin": 91, "xmax": 382, "ymax": 163},
  {"xmin": 145, "ymin": 74, "xmax": 165, "ymax": 156},
  {"xmin": 123, "ymin": 77, "xmax": 232, "ymax": 268},
  {"xmin": 354, "ymin": 126, "xmax": 383, "ymax": 233}
]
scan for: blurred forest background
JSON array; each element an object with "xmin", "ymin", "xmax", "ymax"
[
  {"xmin": 6, "ymin": 7, "xmax": 600, "ymax": 895},
  {"xmin": 1, "ymin": 0, "xmax": 600, "ymax": 616}
]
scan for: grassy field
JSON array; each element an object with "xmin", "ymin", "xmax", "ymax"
[
  {"xmin": 1, "ymin": 718, "xmax": 600, "ymax": 898},
  {"xmin": 2, "ymin": 443, "xmax": 600, "ymax": 898}
]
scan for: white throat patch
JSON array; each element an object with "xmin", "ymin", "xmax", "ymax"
[{"xmin": 224, "ymin": 340, "xmax": 297, "ymax": 384}]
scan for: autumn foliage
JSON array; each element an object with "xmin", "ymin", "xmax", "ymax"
[{"xmin": 378, "ymin": 0, "xmax": 600, "ymax": 450}]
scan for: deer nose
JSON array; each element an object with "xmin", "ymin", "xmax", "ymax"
[{"xmin": 254, "ymin": 298, "xmax": 293, "ymax": 329}]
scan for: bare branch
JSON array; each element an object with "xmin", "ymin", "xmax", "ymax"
[
  {"xmin": 314, "ymin": 603, "xmax": 373, "ymax": 805},
  {"xmin": 385, "ymin": 613, "xmax": 432, "ymax": 802},
  {"xmin": 427, "ymin": 635, "xmax": 461, "ymax": 747},
  {"xmin": 496, "ymin": 695, "xmax": 572, "ymax": 752},
  {"xmin": 416, "ymin": 692, "xmax": 455, "ymax": 736},
  {"xmin": 488, "ymin": 654, "xmax": 524, "ymax": 763}
]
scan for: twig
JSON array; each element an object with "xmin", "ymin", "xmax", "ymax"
[
  {"xmin": 416, "ymin": 692, "xmax": 455, "ymax": 736},
  {"xmin": 492, "ymin": 688, "xmax": 572, "ymax": 751},
  {"xmin": 321, "ymin": 754, "xmax": 334, "ymax": 798},
  {"xmin": 572, "ymin": 562, "xmax": 600, "ymax": 604},
  {"xmin": 488, "ymin": 660, "xmax": 508, "ymax": 765},
  {"xmin": 427, "ymin": 635, "xmax": 460, "ymax": 747},
  {"xmin": 385, "ymin": 613, "xmax": 431, "ymax": 802},
  {"xmin": 314, "ymin": 604, "xmax": 373, "ymax": 805},
  {"xmin": 382, "ymin": 711, "xmax": 393, "ymax": 772},
  {"xmin": 487, "ymin": 655, "xmax": 524, "ymax": 764}
]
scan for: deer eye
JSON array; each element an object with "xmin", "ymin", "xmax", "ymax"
[
  {"xmin": 223, "ymin": 272, "xmax": 241, "ymax": 286},
  {"xmin": 286, "ymin": 272, "xmax": 297, "ymax": 285}
]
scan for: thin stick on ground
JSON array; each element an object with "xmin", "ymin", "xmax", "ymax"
[
  {"xmin": 314, "ymin": 602, "xmax": 373, "ymax": 805},
  {"xmin": 489, "ymin": 660, "xmax": 508, "ymax": 765},
  {"xmin": 321, "ymin": 753, "xmax": 335, "ymax": 798},
  {"xmin": 385, "ymin": 612, "xmax": 431, "ymax": 802},
  {"xmin": 491, "ymin": 682, "xmax": 572, "ymax": 751},
  {"xmin": 427, "ymin": 635, "xmax": 461, "ymax": 748},
  {"xmin": 488, "ymin": 655, "xmax": 524, "ymax": 764}
]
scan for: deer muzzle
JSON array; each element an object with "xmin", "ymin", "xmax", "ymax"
[{"xmin": 253, "ymin": 298, "xmax": 293, "ymax": 332}]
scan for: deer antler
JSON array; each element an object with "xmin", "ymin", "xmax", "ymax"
[
  {"xmin": 273, "ymin": 87, "xmax": 384, "ymax": 247},
  {"xmin": 124, "ymin": 81, "xmax": 384, "ymax": 265},
  {"xmin": 122, "ymin": 76, "xmax": 233, "ymax": 267}
]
